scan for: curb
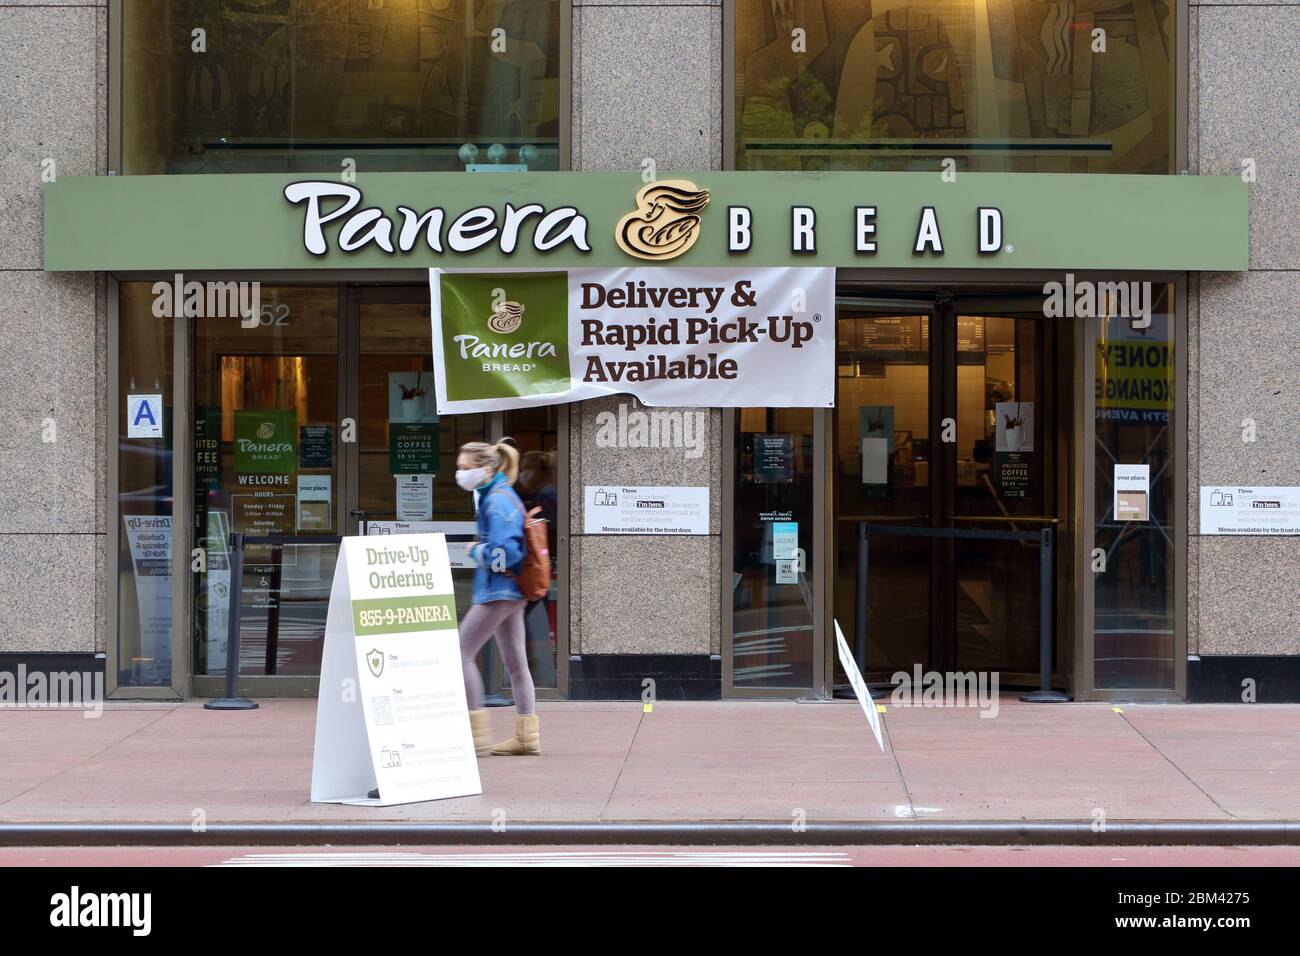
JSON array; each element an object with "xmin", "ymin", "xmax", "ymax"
[{"xmin": 3, "ymin": 821, "xmax": 1300, "ymax": 847}]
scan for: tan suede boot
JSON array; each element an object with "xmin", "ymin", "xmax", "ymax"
[
  {"xmin": 468, "ymin": 709, "xmax": 493, "ymax": 755},
  {"xmin": 489, "ymin": 714, "xmax": 541, "ymax": 756}
]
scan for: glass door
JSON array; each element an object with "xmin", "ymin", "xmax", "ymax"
[
  {"xmin": 351, "ymin": 288, "xmax": 561, "ymax": 694},
  {"xmin": 832, "ymin": 294, "xmax": 1068, "ymax": 687},
  {"xmin": 352, "ymin": 288, "xmax": 485, "ymax": 596},
  {"xmin": 192, "ymin": 286, "xmax": 342, "ymax": 681},
  {"xmin": 725, "ymin": 408, "xmax": 821, "ymax": 695},
  {"xmin": 947, "ymin": 305, "xmax": 1060, "ymax": 680},
  {"xmin": 191, "ymin": 285, "xmax": 562, "ymax": 694},
  {"xmin": 832, "ymin": 307, "xmax": 935, "ymax": 675}
]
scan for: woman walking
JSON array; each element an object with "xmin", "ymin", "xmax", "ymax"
[{"xmin": 456, "ymin": 439, "xmax": 540, "ymax": 756}]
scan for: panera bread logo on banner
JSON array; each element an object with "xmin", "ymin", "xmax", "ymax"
[
  {"xmin": 615, "ymin": 180, "xmax": 710, "ymax": 261},
  {"xmin": 439, "ymin": 273, "xmax": 571, "ymax": 402},
  {"xmin": 487, "ymin": 301, "xmax": 525, "ymax": 334}
]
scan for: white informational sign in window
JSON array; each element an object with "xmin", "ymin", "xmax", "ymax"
[
  {"xmin": 1114, "ymin": 464, "xmax": 1150, "ymax": 522},
  {"xmin": 583, "ymin": 486, "xmax": 709, "ymax": 535},
  {"xmin": 861, "ymin": 436, "xmax": 889, "ymax": 484},
  {"xmin": 772, "ymin": 520, "xmax": 800, "ymax": 583},
  {"xmin": 395, "ymin": 474, "xmax": 434, "ymax": 521},
  {"xmin": 296, "ymin": 475, "xmax": 332, "ymax": 531},
  {"xmin": 772, "ymin": 521, "xmax": 798, "ymax": 559},
  {"xmin": 1199, "ymin": 486, "xmax": 1300, "ymax": 535},
  {"xmin": 201, "ymin": 511, "xmax": 231, "ymax": 673},
  {"xmin": 995, "ymin": 402, "xmax": 1033, "ymax": 452},
  {"xmin": 121, "ymin": 515, "xmax": 172, "ymax": 683},
  {"xmin": 126, "ymin": 394, "xmax": 164, "ymax": 439},
  {"xmin": 310, "ymin": 534, "xmax": 481, "ymax": 806},
  {"xmin": 366, "ymin": 520, "xmax": 478, "ymax": 568}
]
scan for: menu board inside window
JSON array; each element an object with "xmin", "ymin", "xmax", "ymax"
[
  {"xmin": 957, "ymin": 316, "xmax": 986, "ymax": 353},
  {"xmin": 860, "ymin": 316, "xmax": 925, "ymax": 352}
]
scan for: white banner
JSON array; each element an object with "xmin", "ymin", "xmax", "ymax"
[{"xmin": 430, "ymin": 267, "xmax": 835, "ymax": 413}]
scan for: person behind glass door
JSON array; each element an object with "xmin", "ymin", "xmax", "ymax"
[
  {"xmin": 515, "ymin": 449, "xmax": 559, "ymax": 684},
  {"xmin": 517, "ymin": 449, "xmax": 558, "ymax": 557},
  {"xmin": 457, "ymin": 438, "xmax": 540, "ymax": 755}
]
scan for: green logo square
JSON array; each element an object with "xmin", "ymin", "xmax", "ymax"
[
  {"xmin": 440, "ymin": 272, "xmax": 570, "ymax": 402},
  {"xmin": 234, "ymin": 409, "xmax": 297, "ymax": 475}
]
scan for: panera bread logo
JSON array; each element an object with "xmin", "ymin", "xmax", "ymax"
[
  {"xmin": 487, "ymin": 301, "xmax": 524, "ymax": 334},
  {"xmin": 239, "ymin": 421, "xmax": 292, "ymax": 454},
  {"xmin": 615, "ymin": 180, "xmax": 710, "ymax": 261}
]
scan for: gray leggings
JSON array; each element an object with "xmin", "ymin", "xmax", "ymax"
[{"xmin": 459, "ymin": 598, "xmax": 535, "ymax": 715}]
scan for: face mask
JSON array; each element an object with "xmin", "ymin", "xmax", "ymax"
[{"xmin": 455, "ymin": 467, "xmax": 489, "ymax": 492}]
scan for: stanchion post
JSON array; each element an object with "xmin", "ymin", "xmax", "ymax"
[
  {"xmin": 266, "ymin": 544, "xmax": 283, "ymax": 676},
  {"xmin": 1021, "ymin": 526, "xmax": 1071, "ymax": 702},
  {"xmin": 204, "ymin": 532, "xmax": 259, "ymax": 711},
  {"xmin": 844, "ymin": 523, "xmax": 887, "ymax": 700},
  {"xmin": 855, "ymin": 522, "xmax": 868, "ymax": 667}
]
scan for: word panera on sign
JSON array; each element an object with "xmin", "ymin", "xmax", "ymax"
[{"xmin": 284, "ymin": 182, "xmax": 592, "ymax": 256}]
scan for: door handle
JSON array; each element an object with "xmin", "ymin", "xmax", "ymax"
[{"xmin": 349, "ymin": 509, "xmax": 368, "ymax": 535}]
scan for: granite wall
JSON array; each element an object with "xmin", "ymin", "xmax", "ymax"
[
  {"xmin": 568, "ymin": 0, "xmax": 725, "ymax": 658},
  {"xmin": 0, "ymin": 2, "xmax": 108, "ymax": 657},
  {"xmin": 1186, "ymin": 2, "xmax": 1300, "ymax": 658}
]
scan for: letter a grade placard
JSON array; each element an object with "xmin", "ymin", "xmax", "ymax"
[{"xmin": 310, "ymin": 534, "xmax": 481, "ymax": 805}]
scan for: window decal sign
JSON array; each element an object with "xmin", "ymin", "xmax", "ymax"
[
  {"xmin": 1114, "ymin": 464, "xmax": 1151, "ymax": 522},
  {"xmin": 1200, "ymin": 487, "xmax": 1300, "ymax": 535},
  {"xmin": 430, "ymin": 267, "xmax": 836, "ymax": 413},
  {"xmin": 126, "ymin": 394, "xmax": 164, "ymax": 439},
  {"xmin": 583, "ymin": 486, "xmax": 709, "ymax": 535}
]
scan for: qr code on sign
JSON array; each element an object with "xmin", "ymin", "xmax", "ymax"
[{"xmin": 371, "ymin": 696, "xmax": 394, "ymax": 726}]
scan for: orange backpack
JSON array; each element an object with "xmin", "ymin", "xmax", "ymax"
[{"xmin": 511, "ymin": 507, "xmax": 551, "ymax": 601}]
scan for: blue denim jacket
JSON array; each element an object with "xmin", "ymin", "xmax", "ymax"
[{"xmin": 470, "ymin": 471, "xmax": 525, "ymax": 604}]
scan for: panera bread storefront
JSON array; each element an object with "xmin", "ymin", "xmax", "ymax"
[{"xmin": 44, "ymin": 169, "xmax": 1246, "ymax": 702}]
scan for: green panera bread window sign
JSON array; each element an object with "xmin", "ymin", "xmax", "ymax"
[
  {"xmin": 234, "ymin": 410, "xmax": 297, "ymax": 476},
  {"xmin": 42, "ymin": 172, "xmax": 1248, "ymax": 272}
]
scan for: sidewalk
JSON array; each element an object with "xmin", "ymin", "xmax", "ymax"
[
  {"xmin": 5, "ymin": 697, "xmax": 1294, "ymax": 832},
  {"xmin": 1, "ymin": 699, "xmax": 1298, "ymax": 827}
]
